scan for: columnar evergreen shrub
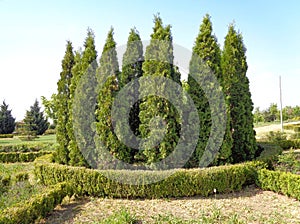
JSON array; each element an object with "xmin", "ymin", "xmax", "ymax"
[{"xmin": 221, "ymin": 25, "xmax": 257, "ymax": 163}]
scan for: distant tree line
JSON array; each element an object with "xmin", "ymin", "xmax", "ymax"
[
  {"xmin": 52, "ymin": 13, "xmax": 257, "ymax": 168},
  {"xmin": 0, "ymin": 100, "xmax": 48, "ymax": 136},
  {"xmin": 254, "ymin": 104, "xmax": 300, "ymax": 123}
]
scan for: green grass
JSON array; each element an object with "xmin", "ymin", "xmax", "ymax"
[
  {"xmin": 0, "ymin": 134, "xmax": 56, "ymax": 145},
  {"xmin": 0, "ymin": 162, "xmax": 34, "ymax": 176}
]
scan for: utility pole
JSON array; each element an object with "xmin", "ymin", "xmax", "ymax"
[{"xmin": 279, "ymin": 76, "xmax": 283, "ymax": 132}]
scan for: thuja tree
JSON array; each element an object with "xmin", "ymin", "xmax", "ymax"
[
  {"xmin": 119, "ymin": 28, "xmax": 144, "ymax": 162},
  {"xmin": 55, "ymin": 41, "xmax": 75, "ymax": 164},
  {"xmin": 0, "ymin": 101, "xmax": 15, "ymax": 134},
  {"xmin": 221, "ymin": 24, "xmax": 257, "ymax": 163},
  {"xmin": 23, "ymin": 99, "xmax": 49, "ymax": 135},
  {"xmin": 95, "ymin": 28, "xmax": 131, "ymax": 168},
  {"xmin": 187, "ymin": 14, "xmax": 232, "ymax": 167},
  {"xmin": 139, "ymin": 15, "xmax": 181, "ymax": 166},
  {"xmin": 68, "ymin": 29, "xmax": 98, "ymax": 167}
]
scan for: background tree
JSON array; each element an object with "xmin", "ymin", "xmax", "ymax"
[
  {"xmin": 55, "ymin": 41, "xmax": 75, "ymax": 164},
  {"xmin": 0, "ymin": 101, "xmax": 15, "ymax": 134},
  {"xmin": 68, "ymin": 28, "xmax": 98, "ymax": 167},
  {"xmin": 221, "ymin": 24, "xmax": 257, "ymax": 163},
  {"xmin": 187, "ymin": 14, "xmax": 232, "ymax": 167},
  {"xmin": 139, "ymin": 15, "xmax": 181, "ymax": 166},
  {"xmin": 41, "ymin": 94, "xmax": 58, "ymax": 127},
  {"xmin": 23, "ymin": 99, "xmax": 49, "ymax": 135}
]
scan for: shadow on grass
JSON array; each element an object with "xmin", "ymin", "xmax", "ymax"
[{"xmin": 38, "ymin": 197, "xmax": 90, "ymax": 224}]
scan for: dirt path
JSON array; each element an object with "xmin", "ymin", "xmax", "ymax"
[{"xmin": 255, "ymin": 121, "xmax": 300, "ymax": 139}]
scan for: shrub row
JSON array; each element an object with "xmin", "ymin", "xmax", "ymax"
[
  {"xmin": 0, "ymin": 134, "xmax": 14, "ymax": 139},
  {"xmin": 35, "ymin": 161, "xmax": 265, "ymax": 199},
  {"xmin": 0, "ymin": 142, "xmax": 54, "ymax": 153},
  {"xmin": 0, "ymin": 151, "xmax": 52, "ymax": 163},
  {"xmin": 257, "ymin": 169, "xmax": 300, "ymax": 200},
  {"xmin": 0, "ymin": 182, "xmax": 70, "ymax": 224}
]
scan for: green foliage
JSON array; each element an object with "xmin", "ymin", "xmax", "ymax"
[
  {"xmin": 0, "ymin": 142, "xmax": 54, "ymax": 152},
  {"xmin": 256, "ymin": 142, "xmax": 283, "ymax": 168},
  {"xmin": 138, "ymin": 15, "xmax": 180, "ymax": 166},
  {"xmin": 276, "ymin": 149, "xmax": 300, "ymax": 174},
  {"xmin": 100, "ymin": 208, "xmax": 137, "ymax": 224},
  {"xmin": 0, "ymin": 182, "xmax": 70, "ymax": 224},
  {"xmin": 257, "ymin": 169, "xmax": 300, "ymax": 200},
  {"xmin": 34, "ymin": 160, "xmax": 263, "ymax": 199},
  {"xmin": 0, "ymin": 134, "xmax": 13, "ymax": 138},
  {"xmin": 0, "ymin": 174, "xmax": 10, "ymax": 194},
  {"xmin": 23, "ymin": 99, "xmax": 49, "ymax": 136},
  {"xmin": 187, "ymin": 14, "xmax": 232, "ymax": 167},
  {"xmin": 0, "ymin": 151, "xmax": 52, "ymax": 163},
  {"xmin": 0, "ymin": 101, "xmax": 15, "ymax": 134},
  {"xmin": 118, "ymin": 28, "xmax": 144, "ymax": 162},
  {"xmin": 68, "ymin": 28, "xmax": 97, "ymax": 167},
  {"xmin": 221, "ymin": 24, "xmax": 257, "ymax": 163},
  {"xmin": 41, "ymin": 94, "xmax": 58, "ymax": 126},
  {"xmin": 95, "ymin": 28, "xmax": 132, "ymax": 166},
  {"xmin": 55, "ymin": 41, "xmax": 75, "ymax": 164},
  {"xmin": 266, "ymin": 131, "xmax": 294, "ymax": 150}
]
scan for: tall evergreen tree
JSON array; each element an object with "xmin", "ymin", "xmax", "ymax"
[
  {"xmin": 55, "ymin": 41, "xmax": 75, "ymax": 164},
  {"xmin": 139, "ymin": 15, "xmax": 181, "ymax": 166},
  {"xmin": 187, "ymin": 14, "xmax": 232, "ymax": 167},
  {"xmin": 0, "ymin": 101, "xmax": 15, "ymax": 134},
  {"xmin": 95, "ymin": 28, "xmax": 131, "ymax": 167},
  {"xmin": 119, "ymin": 28, "xmax": 144, "ymax": 162},
  {"xmin": 23, "ymin": 99, "xmax": 49, "ymax": 135},
  {"xmin": 221, "ymin": 24, "xmax": 257, "ymax": 163},
  {"xmin": 68, "ymin": 29, "xmax": 98, "ymax": 167}
]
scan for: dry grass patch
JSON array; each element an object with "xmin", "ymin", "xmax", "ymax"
[{"xmin": 39, "ymin": 185, "xmax": 300, "ymax": 223}]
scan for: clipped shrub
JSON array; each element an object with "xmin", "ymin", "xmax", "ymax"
[
  {"xmin": 0, "ymin": 142, "xmax": 54, "ymax": 153},
  {"xmin": 0, "ymin": 134, "xmax": 14, "ymax": 139},
  {"xmin": 0, "ymin": 182, "xmax": 71, "ymax": 224},
  {"xmin": 266, "ymin": 131, "xmax": 294, "ymax": 150},
  {"xmin": 0, "ymin": 174, "xmax": 11, "ymax": 194},
  {"xmin": 257, "ymin": 169, "xmax": 300, "ymax": 200},
  {"xmin": 43, "ymin": 129, "xmax": 56, "ymax": 135},
  {"xmin": 256, "ymin": 142, "xmax": 283, "ymax": 168},
  {"xmin": 34, "ymin": 161, "xmax": 264, "ymax": 199},
  {"xmin": 0, "ymin": 151, "xmax": 52, "ymax": 163},
  {"xmin": 15, "ymin": 172, "xmax": 29, "ymax": 182}
]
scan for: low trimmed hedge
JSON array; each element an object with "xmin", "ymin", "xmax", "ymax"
[
  {"xmin": 0, "ymin": 182, "xmax": 71, "ymax": 224},
  {"xmin": 35, "ymin": 161, "xmax": 265, "ymax": 199},
  {"xmin": 0, "ymin": 151, "xmax": 52, "ymax": 163},
  {"xmin": 0, "ymin": 134, "xmax": 14, "ymax": 139},
  {"xmin": 0, "ymin": 142, "xmax": 54, "ymax": 153},
  {"xmin": 257, "ymin": 169, "xmax": 300, "ymax": 200}
]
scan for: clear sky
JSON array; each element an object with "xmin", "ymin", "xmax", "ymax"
[{"xmin": 1, "ymin": 0, "xmax": 300, "ymax": 120}]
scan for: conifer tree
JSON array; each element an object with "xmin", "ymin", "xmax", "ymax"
[
  {"xmin": 187, "ymin": 14, "xmax": 232, "ymax": 167},
  {"xmin": 119, "ymin": 28, "xmax": 144, "ymax": 161},
  {"xmin": 139, "ymin": 15, "xmax": 181, "ymax": 166},
  {"xmin": 0, "ymin": 101, "xmax": 15, "ymax": 134},
  {"xmin": 55, "ymin": 41, "xmax": 74, "ymax": 164},
  {"xmin": 221, "ymin": 24, "xmax": 257, "ymax": 162},
  {"xmin": 95, "ymin": 28, "xmax": 131, "ymax": 167},
  {"xmin": 68, "ymin": 29, "xmax": 98, "ymax": 167},
  {"xmin": 23, "ymin": 99, "xmax": 49, "ymax": 135}
]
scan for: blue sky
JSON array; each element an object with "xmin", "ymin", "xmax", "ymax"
[{"xmin": 1, "ymin": 0, "xmax": 300, "ymax": 120}]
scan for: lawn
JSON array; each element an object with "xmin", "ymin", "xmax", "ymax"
[{"xmin": 0, "ymin": 134, "xmax": 56, "ymax": 145}]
